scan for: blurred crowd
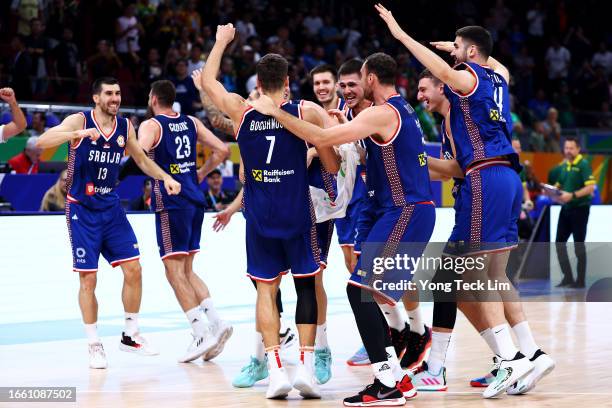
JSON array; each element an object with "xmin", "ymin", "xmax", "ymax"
[{"xmin": 0, "ymin": 0, "xmax": 611, "ymax": 153}]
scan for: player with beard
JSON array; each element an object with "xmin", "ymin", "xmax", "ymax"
[
  {"xmin": 137, "ymin": 78, "xmax": 234, "ymax": 363},
  {"xmin": 376, "ymin": 4, "xmax": 551, "ymax": 397},
  {"xmin": 37, "ymin": 77, "xmax": 181, "ymax": 369},
  {"xmin": 248, "ymin": 52, "xmax": 431, "ymax": 407}
]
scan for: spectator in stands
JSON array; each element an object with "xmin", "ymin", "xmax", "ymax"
[
  {"xmin": 115, "ymin": 3, "xmax": 144, "ymax": 66},
  {"xmin": 204, "ymin": 169, "xmax": 235, "ymax": 212},
  {"xmin": 9, "ymin": 35, "xmax": 33, "ymax": 100},
  {"xmin": 52, "ymin": 27, "xmax": 81, "ymax": 101},
  {"xmin": 179, "ymin": 0, "xmax": 201, "ymax": 35},
  {"xmin": 542, "ymin": 107, "xmax": 561, "ymax": 152},
  {"xmin": 129, "ymin": 179, "xmax": 152, "ymax": 211},
  {"xmin": 11, "ymin": 0, "xmax": 41, "ymax": 36},
  {"xmin": 220, "ymin": 57, "xmax": 238, "ymax": 93},
  {"xmin": 528, "ymin": 121, "xmax": 546, "ymax": 151},
  {"xmin": 592, "ymin": 41, "xmax": 612, "ymax": 75},
  {"xmin": 8, "ymin": 136, "xmax": 42, "ymax": 174},
  {"xmin": 26, "ymin": 18, "xmax": 52, "ymax": 96},
  {"xmin": 40, "ymin": 169, "xmax": 68, "ymax": 212},
  {"xmin": 187, "ymin": 43, "xmax": 204, "ymax": 75},
  {"xmin": 0, "ymin": 88, "xmax": 27, "ymax": 143},
  {"xmin": 545, "ymin": 37, "xmax": 571, "ymax": 88},
  {"xmin": 143, "ymin": 47, "xmax": 163, "ymax": 86},
  {"xmin": 28, "ymin": 112, "xmax": 46, "ymax": 137},
  {"xmin": 217, "ymin": 148, "xmax": 234, "ymax": 178},
  {"xmin": 513, "ymin": 45, "xmax": 535, "ymax": 102},
  {"xmin": 528, "ymin": 89, "xmax": 552, "ymax": 121},
  {"xmin": 86, "ymin": 40, "xmax": 121, "ymax": 80},
  {"xmin": 303, "ymin": 8, "xmax": 323, "ymax": 37},
  {"xmin": 171, "ymin": 59, "xmax": 200, "ymax": 115}
]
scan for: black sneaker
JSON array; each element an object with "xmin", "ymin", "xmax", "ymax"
[
  {"xmin": 400, "ymin": 325, "xmax": 432, "ymax": 370},
  {"xmin": 390, "ymin": 323, "xmax": 410, "ymax": 358},
  {"xmin": 343, "ymin": 378, "xmax": 406, "ymax": 407},
  {"xmin": 556, "ymin": 278, "xmax": 574, "ymax": 287}
]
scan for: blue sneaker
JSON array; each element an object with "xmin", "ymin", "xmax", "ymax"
[
  {"xmin": 346, "ymin": 345, "xmax": 370, "ymax": 366},
  {"xmin": 232, "ymin": 356, "xmax": 268, "ymax": 388},
  {"xmin": 314, "ymin": 347, "xmax": 332, "ymax": 384}
]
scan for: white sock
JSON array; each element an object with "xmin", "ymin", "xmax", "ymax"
[
  {"xmin": 380, "ymin": 303, "xmax": 408, "ymax": 331},
  {"xmin": 385, "ymin": 346, "xmax": 405, "ymax": 382},
  {"xmin": 186, "ymin": 306, "xmax": 206, "ymax": 337},
  {"xmin": 480, "ymin": 328, "xmax": 500, "ymax": 355},
  {"xmin": 200, "ymin": 298, "xmax": 220, "ymax": 323},
  {"xmin": 491, "ymin": 323, "xmax": 519, "ymax": 360},
  {"xmin": 407, "ymin": 306, "xmax": 425, "ymax": 335},
  {"xmin": 300, "ymin": 346, "xmax": 314, "ymax": 369},
  {"xmin": 254, "ymin": 331, "xmax": 265, "ymax": 361},
  {"xmin": 266, "ymin": 345, "xmax": 283, "ymax": 372},
  {"xmin": 512, "ymin": 321, "xmax": 539, "ymax": 358},
  {"xmin": 124, "ymin": 312, "xmax": 139, "ymax": 336},
  {"xmin": 315, "ymin": 322, "xmax": 329, "ymax": 350},
  {"xmin": 427, "ymin": 331, "xmax": 451, "ymax": 375},
  {"xmin": 371, "ymin": 360, "xmax": 396, "ymax": 388},
  {"xmin": 84, "ymin": 323, "xmax": 100, "ymax": 344}
]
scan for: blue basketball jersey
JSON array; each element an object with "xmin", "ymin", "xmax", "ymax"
[
  {"xmin": 66, "ymin": 110, "xmax": 128, "ymax": 210},
  {"xmin": 148, "ymin": 113, "xmax": 205, "ymax": 211},
  {"xmin": 365, "ymin": 95, "xmax": 433, "ymax": 207},
  {"xmin": 444, "ymin": 62, "xmax": 519, "ymax": 172},
  {"xmin": 237, "ymin": 102, "xmax": 312, "ymax": 239}
]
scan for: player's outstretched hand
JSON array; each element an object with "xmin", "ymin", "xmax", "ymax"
[
  {"xmin": 430, "ymin": 41, "xmax": 454, "ymax": 53},
  {"xmin": 375, "ymin": 4, "xmax": 406, "ymax": 40},
  {"xmin": 246, "ymin": 90, "xmax": 276, "ymax": 116},
  {"xmin": 0, "ymin": 87, "xmax": 17, "ymax": 104},
  {"xmin": 163, "ymin": 176, "xmax": 181, "ymax": 195},
  {"xmin": 327, "ymin": 108, "xmax": 348, "ymax": 124},
  {"xmin": 76, "ymin": 128, "xmax": 100, "ymax": 142},
  {"xmin": 216, "ymin": 23, "xmax": 235, "ymax": 44},
  {"xmin": 212, "ymin": 209, "xmax": 234, "ymax": 232},
  {"xmin": 191, "ymin": 68, "xmax": 202, "ymax": 91}
]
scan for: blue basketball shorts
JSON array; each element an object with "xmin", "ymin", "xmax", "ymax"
[
  {"xmin": 67, "ymin": 201, "xmax": 140, "ymax": 272},
  {"xmin": 155, "ymin": 206, "xmax": 205, "ymax": 259}
]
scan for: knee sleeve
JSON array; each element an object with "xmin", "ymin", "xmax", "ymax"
[
  {"xmin": 294, "ymin": 277, "xmax": 317, "ymax": 324},
  {"xmin": 431, "ymin": 263, "xmax": 458, "ymax": 329}
]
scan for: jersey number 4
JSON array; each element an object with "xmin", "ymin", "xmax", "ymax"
[{"xmin": 175, "ymin": 135, "xmax": 192, "ymax": 159}]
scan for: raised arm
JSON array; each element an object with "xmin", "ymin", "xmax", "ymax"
[
  {"xmin": 376, "ymin": 4, "xmax": 476, "ymax": 95},
  {"xmin": 37, "ymin": 113, "xmax": 100, "ymax": 149},
  {"xmin": 200, "ymin": 24, "xmax": 247, "ymax": 124},
  {"xmin": 430, "ymin": 41, "xmax": 510, "ymax": 84},
  {"xmin": 192, "ymin": 116, "xmax": 230, "ymax": 182},
  {"xmin": 191, "ymin": 69, "xmax": 235, "ymax": 135},
  {"xmin": 0, "ymin": 88, "xmax": 26, "ymax": 140},
  {"xmin": 300, "ymin": 103, "xmax": 340, "ymax": 174},
  {"xmin": 125, "ymin": 122, "xmax": 181, "ymax": 195},
  {"xmin": 248, "ymin": 92, "xmax": 395, "ymax": 147}
]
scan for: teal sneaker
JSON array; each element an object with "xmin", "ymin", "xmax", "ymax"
[
  {"xmin": 232, "ymin": 356, "xmax": 268, "ymax": 388},
  {"xmin": 346, "ymin": 345, "xmax": 370, "ymax": 366},
  {"xmin": 314, "ymin": 347, "xmax": 332, "ymax": 384}
]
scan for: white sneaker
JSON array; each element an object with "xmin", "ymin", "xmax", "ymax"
[
  {"xmin": 507, "ymin": 350, "xmax": 555, "ymax": 395},
  {"xmin": 179, "ymin": 330, "xmax": 216, "ymax": 363},
  {"xmin": 119, "ymin": 332, "xmax": 159, "ymax": 356},
  {"xmin": 203, "ymin": 320, "xmax": 233, "ymax": 361},
  {"xmin": 483, "ymin": 353, "xmax": 534, "ymax": 398},
  {"xmin": 266, "ymin": 367, "xmax": 292, "ymax": 399},
  {"xmin": 89, "ymin": 342, "xmax": 108, "ymax": 369},
  {"xmin": 293, "ymin": 364, "xmax": 321, "ymax": 399}
]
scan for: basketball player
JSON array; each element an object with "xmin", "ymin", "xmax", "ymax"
[
  {"xmin": 202, "ymin": 24, "xmax": 339, "ymax": 399},
  {"xmin": 37, "ymin": 77, "xmax": 181, "ymax": 369},
  {"xmin": 376, "ymin": 4, "xmax": 544, "ymax": 397},
  {"xmin": 0, "ymin": 88, "xmax": 27, "ymax": 143},
  {"xmin": 413, "ymin": 64, "xmax": 554, "ymax": 396},
  {"xmin": 335, "ymin": 59, "xmax": 432, "ymax": 372},
  {"xmin": 137, "ymin": 79, "xmax": 233, "ymax": 363},
  {"xmin": 249, "ymin": 52, "xmax": 431, "ymax": 407}
]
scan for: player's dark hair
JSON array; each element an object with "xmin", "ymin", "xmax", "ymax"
[
  {"xmin": 92, "ymin": 77, "xmax": 119, "ymax": 95},
  {"xmin": 256, "ymin": 53, "xmax": 289, "ymax": 92},
  {"xmin": 418, "ymin": 69, "xmax": 442, "ymax": 85},
  {"xmin": 564, "ymin": 136, "xmax": 581, "ymax": 148},
  {"xmin": 364, "ymin": 53, "xmax": 396, "ymax": 85},
  {"xmin": 150, "ymin": 80, "xmax": 176, "ymax": 107},
  {"xmin": 455, "ymin": 26, "xmax": 493, "ymax": 59},
  {"xmin": 310, "ymin": 64, "xmax": 337, "ymax": 81},
  {"xmin": 338, "ymin": 59, "xmax": 363, "ymax": 78}
]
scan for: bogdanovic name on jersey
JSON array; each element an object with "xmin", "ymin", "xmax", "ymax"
[
  {"xmin": 88, "ymin": 150, "xmax": 121, "ymax": 164},
  {"xmin": 249, "ymin": 118, "xmax": 283, "ymax": 131}
]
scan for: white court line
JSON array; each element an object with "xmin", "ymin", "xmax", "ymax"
[{"xmin": 74, "ymin": 390, "xmax": 612, "ymax": 396}]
